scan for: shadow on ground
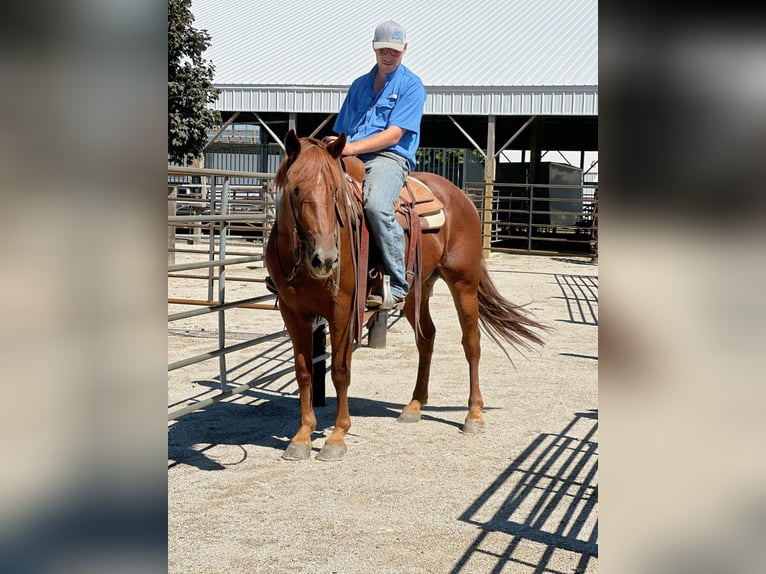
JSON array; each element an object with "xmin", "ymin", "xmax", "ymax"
[
  {"xmin": 169, "ymin": 310, "xmax": 492, "ymax": 469},
  {"xmin": 168, "ymin": 379, "xmax": 485, "ymax": 469},
  {"xmin": 451, "ymin": 410, "xmax": 598, "ymax": 573}
]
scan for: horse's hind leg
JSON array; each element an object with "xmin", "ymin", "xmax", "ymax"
[
  {"xmin": 399, "ymin": 279, "xmax": 437, "ymax": 423},
  {"xmin": 442, "ymin": 270, "xmax": 485, "ymax": 433}
]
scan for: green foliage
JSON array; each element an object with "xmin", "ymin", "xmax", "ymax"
[
  {"xmin": 470, "ymin": 149, "xmax": 486, "ymax": 165},
  {"xmin": 416, "ymin": 148, "xmax": 464, "ymax": 167},
  {"xmin": 168, "ymin": 0, "xmax": 221, "ymax": 165},
  {"xmin": 415, "ymin": 148, "xmax": 487, "ymax": 168}
]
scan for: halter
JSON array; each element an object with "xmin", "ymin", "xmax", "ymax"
[{"xmin": 274, "ymin": 146, "xmax": 345, "ymax": 294}]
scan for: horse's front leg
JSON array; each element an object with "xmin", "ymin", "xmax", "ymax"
[
  {"xmin": 282, "ymin": 314, "xmax": 317, "ymax": 461},
  {"xmin": 316, "ymin": 322, "xmax": 353, "ymax": 461}
]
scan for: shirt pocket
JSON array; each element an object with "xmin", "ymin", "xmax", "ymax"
[{"xmin": 373, "ymin": 98, "xmax": 396, "ymax": 123}]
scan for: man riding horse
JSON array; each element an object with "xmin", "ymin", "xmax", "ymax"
[{"xmin": 267, "ymin": 20, "xmax": 426, "ymax": 310}]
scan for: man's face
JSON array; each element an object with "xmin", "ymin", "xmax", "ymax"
[{"xmin": 374, "ymin": 45, "xmax": 406, "ymax": 74}]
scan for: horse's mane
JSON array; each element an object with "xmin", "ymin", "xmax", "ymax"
[{"xmin": 275, "ymin": 137, "xmax": 345, "ymax": 193}]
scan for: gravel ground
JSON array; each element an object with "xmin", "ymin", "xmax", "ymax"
[{"xmin": 168, "ymin": 250, "xmax": 598, "ymax": 573}]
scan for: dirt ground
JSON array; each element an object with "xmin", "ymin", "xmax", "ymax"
[{"xmin": 168, "ymin": 248, "xmax": 598, "ymax": 573}]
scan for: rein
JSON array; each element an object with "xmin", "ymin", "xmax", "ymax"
[{"xmin": 276, "ymin": 194, "xmax": 304, "ymax": 284}]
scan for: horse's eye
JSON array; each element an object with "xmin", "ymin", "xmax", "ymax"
[{"xmin": 292, "ymin": 187, "xmax": 300, "ymax": 197}]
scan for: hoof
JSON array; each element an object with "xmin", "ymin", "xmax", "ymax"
[
  {"xmin": 397, "ymin": 410, "xmax": 421, "ymax": 423},
  {"xmin": 462, "ymin": 419, "xmax": 486, "ymax": 434},
  {"xmin": 282, "ymin": 441, "xmax": 311, "ymax": 460},
  {"xmin": 315, "ymin": 442, "xmax": 347, "ymax": 461}
]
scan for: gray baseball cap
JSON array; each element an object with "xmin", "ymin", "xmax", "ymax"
[{"xmin": 372, "ymin": 20, "xmax": 407, "ymax": 50}]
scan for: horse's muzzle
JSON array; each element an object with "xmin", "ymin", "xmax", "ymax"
[{"xmin": 307, "ymin": 244, "xmax": 339, "ymax": 278}]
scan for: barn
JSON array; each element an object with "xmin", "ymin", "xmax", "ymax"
[{"xmin": 189, "ymin": 0, "xmax": 598, "ymax": 253}]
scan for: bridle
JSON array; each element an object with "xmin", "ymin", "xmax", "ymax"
[{"xmin": 274, "ymin": 145, "xmax": 346, "ymax": 293}]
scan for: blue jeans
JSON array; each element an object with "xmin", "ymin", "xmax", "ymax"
[{"xmin": 359, "ymin": 151, "xmax": 410, "ymax": 298}]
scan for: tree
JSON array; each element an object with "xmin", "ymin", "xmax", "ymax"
[{"xmin": 168, "ymin": 0, "xmax": 221, "ymax": 165}]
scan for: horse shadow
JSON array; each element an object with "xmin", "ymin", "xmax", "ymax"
[
  {"xmin": 450, "ymin": 410, "xmax": 598, "ymax": 573},
  {"xmin": 168, "ymin": 375, "xmax": 477, "ymax": 470},
  {"xmin": 169, "ymin": 313, "xmax": 486, "ymax": 470}
]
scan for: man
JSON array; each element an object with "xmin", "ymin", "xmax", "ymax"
[{"xmin": 330, "ymin": 20, "xmax": 427, "ymax": 309}]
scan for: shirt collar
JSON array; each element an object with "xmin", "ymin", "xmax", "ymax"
[{"xmin": 368, "ymin": 63, "xmax": 404, "ymax": 85}]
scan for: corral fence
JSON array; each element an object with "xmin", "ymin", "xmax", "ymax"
[
  {"xmin": 465, "ymin": 178, "xmax": 598, "ymax": 260},
  {"xmin": 202, "ymin": 143, "xmax": 598, "ymax": 258},
  {"xmin": 167, "ymin": 166, "xmax": 331, "ymax": 421}
]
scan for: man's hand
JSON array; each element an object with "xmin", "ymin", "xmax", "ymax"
[
  {"xmin": 324, "ymin": 126, "xmax": 405, "ymax": 157},
  {"xmin": 323, "ymin": 134, "xmax": 355, "ymax": 156}
]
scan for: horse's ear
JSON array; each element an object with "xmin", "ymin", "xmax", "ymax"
[
  {"xmin": 285, "ymin": 130, "xmax": 301, "ymax": 162},
  {"xmin": 326, "ymin": 133, "xmax": 347, "ymax": 160}
]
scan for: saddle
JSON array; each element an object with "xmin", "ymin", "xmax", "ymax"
[
  {"xmin": 394, "ymin": 177, "xmax": 445, "ymax": 231},
  {"xmin": 341, "ymin": 156, "xmax": 445, "ymax": 233}
]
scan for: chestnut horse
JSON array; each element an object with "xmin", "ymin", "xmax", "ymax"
[{"xmin": 265, "ymin": 130, "xmax": 546, "ymax": 461}]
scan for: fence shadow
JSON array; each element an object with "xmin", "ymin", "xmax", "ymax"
[
  {"xmin": 554, "ymin": 274, "xmax": 598, "ymax": 326},
  {"xmin": 451, "ymin": 410, "xmax": 598, "ymax": 573},
  {"xmin": 169, "ymin": 311, "xmax": 465, "ymax": 470}
]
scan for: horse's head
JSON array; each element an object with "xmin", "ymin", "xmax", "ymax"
[{"xmin": 276, "ymin": 130, "xmax": 347, "ymax": 279}]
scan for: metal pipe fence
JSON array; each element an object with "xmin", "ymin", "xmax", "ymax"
[
  {"xmin": 168, "ymin": 166, "xmax": 337, "ymax": 421},
  {"xmin": 464, "ymin": 180, "xmax": 598, "ymax": 259},
  {"xmin": 168, "ymin": 166, "xmax": 293, "ymax": 420}
]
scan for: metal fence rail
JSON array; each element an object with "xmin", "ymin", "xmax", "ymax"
[
  {"xmin": 168, "ymin": 166, "xmax": 288, "ymax": 420},
  {"xmin": 465, "ymin": 180, "xmax": 598, "ymax": 258},
  {"xmin": 193, "ymin": 145, "xmax": 598, "ymax": 257},
  {"xmin": 168, "ymin": 166, "xmax": 276, "ymax": 255}
]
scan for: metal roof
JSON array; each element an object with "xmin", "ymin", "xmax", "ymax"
[{"xmin": 191, "ymin": 0, "xmax": 597, "ymax": 116}]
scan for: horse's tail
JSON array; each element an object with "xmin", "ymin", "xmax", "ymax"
[{"xmin": 477, "ymin": 261, "xmax": 548, "ymax": 361}]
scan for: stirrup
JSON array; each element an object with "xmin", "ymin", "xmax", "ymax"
[
  {"xmin": 366, "ymin": 275, "xmax": 406, "ymax": 310},
  {"xmin": 366, "ymin": 294, "xmax": 383, "ymax": 308},
  {"xmin": 366, "ymin": 274, "xmax": 395, "ymax": 309},
  {"xmin": 379, "ymin": 275, "xmax": 398, "ymax": 311}
]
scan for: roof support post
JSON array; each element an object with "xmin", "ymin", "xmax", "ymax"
[
  {"xmin": 288, "ymin": 112, "xmax": 297, "ymax": 134},
  {"xmin": 447, "ymin": 115, "xmax": 487, "ymax": 159},
  {"xmin": 529, "ymin": 118, "xmax": 542, "ymax": 183},
  {"xmin": 494, "ymin": 115, "xmax": 537, "ymax": 158},
  {"xmin": 254, "ymin": 112, "xmax": 286, "ymax": 152},
  {"xmin": 309, "ymin": 114, "xmax": 337, "ymax": 138},
  {"xmin": 482, "ymin": 115, "xmax": 496, "ymax": 258}
]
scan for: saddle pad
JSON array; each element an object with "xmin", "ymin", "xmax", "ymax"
[{"xmin": 419, "ymin": 210, "xmax": 446, "ymax": 230}]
